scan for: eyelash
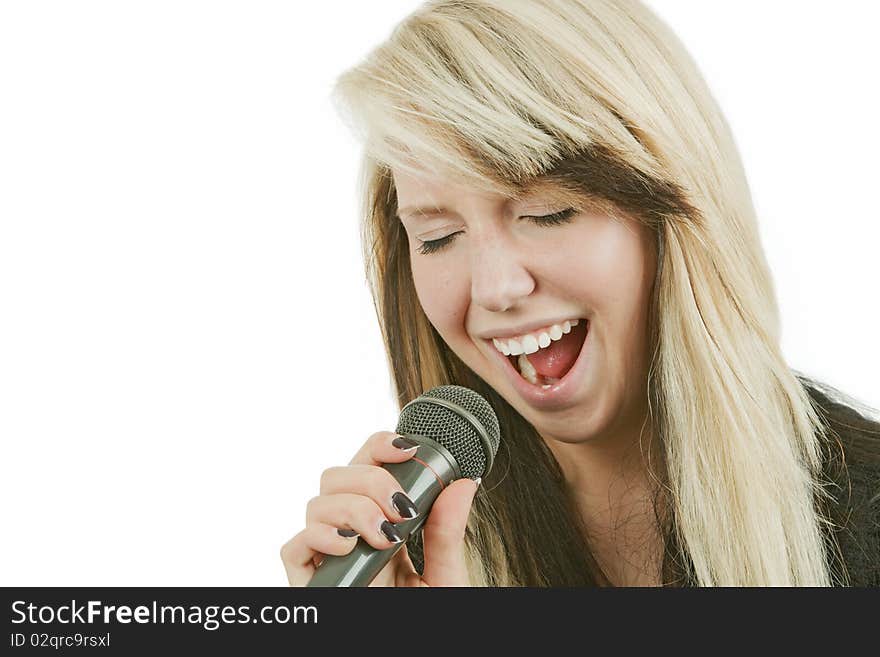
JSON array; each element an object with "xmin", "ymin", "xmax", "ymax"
[{"xmin": 416, "ymin": 208, "xmax": 577, "ymax": 255}]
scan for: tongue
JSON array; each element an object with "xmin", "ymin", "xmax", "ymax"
[{"xmin": 524, "ymin": 321, "xmax": 588, "ymax": 379}]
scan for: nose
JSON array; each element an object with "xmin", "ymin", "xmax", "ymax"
[{"xmin": 469, "ymin": 234, "xmax": 535, "ymax": 312}]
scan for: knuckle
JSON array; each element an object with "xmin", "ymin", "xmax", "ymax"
[
  {"xmin": 426, "ymin": 523, "xmax": 465, "ymax": 548},
  {"xmin": 351, "ymin": 495, "xmax": 380, "ymax": 523},
  {"xmin": 319, "ymin": 467, "xmax": 341, "ymax": 491},
  {"xmin": 331, "ymin": 535, "xmax": 359, "ymax": 556},
  {"xmin": 366, "ymin": 465, "xmax": 396, "ymax": 493},
  {"xmin": 304, "ymin": 495, "xmax": 322, "ymax": 519},
  {"xmin": 368, "ymin": 430, "xmax": 395, "ymax": 450},
  {"xmin": 367, "ymin": 430, "xmax": 387, "ymax": 444},
  {"xmin": 279, "ymin": 533, "xmax": 301, "ymax": 564}
]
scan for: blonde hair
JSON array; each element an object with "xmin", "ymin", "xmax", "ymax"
[{"xmin": 333, "ymin": 0, "xmax": 846, "ymax": 585}]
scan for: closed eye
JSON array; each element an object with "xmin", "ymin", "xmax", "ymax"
[
  {"xmin": 524, "ymin": 208, "xmax": 577, "ymax": 225},
  {"xmin": 416, "ymin": 232, "xmax": 462, "ymax": 255},
  {"xmin": 415, "ymin": 208, "xmax": 577, "ymax": 255}
]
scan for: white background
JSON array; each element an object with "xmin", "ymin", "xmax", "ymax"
[{"xmin": 0, "ymin": 1, "xmax": 876, "ymax": 586}]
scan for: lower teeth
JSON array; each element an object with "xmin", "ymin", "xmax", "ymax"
[
  {"xmin": 517, "ymin": 354, "xmax": 538, "ymax": 385},
  {"xmin": 516, "ymin": 354, "xmax": 562, "ymax": 388}
]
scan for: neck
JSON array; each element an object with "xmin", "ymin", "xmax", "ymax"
[{"xmin": 541, "ymin": 417, "xmax": 664, "ymax": 586}]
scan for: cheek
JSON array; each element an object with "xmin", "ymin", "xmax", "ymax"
[
  {"xmin": 559, "ymin": 220, "xmax": 655, "ymax": 349},
  {"xmin": 574, "ymin": 225, "xmax": 638, "ymax": 289},
  {"xmin": 410, "ymin": 253, "xmax": 469, "ymax": 335}
]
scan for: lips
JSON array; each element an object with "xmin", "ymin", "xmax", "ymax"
[{"xmin": 487, "ymin": 319, "xmax": 592, "ymax": 410}]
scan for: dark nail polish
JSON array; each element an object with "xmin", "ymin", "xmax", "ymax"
[
  {"xmin": 392, "ymin": 436, "xmax": 418, "ymax": 451},
  {"xmin": 391, "ymin": 491, "xmax": 419, "ymax": 519},
  {"xmin": 337, "ymin": 528, "xmax": 359, "ymax": 538},
  {"xmin": 380, "ymin": 520, "xmax": 403, "ymax": 543}
]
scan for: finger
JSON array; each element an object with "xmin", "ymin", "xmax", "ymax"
[
  {"xmin": 366, "ymin": 547, "xmax": 419, "ymax": 588},
  {"xmin": 319, "ymin": 464, "xmax": 420, "ymax": 523},
  {"xmin": 421, "ymin": 477, "xmax": 480, "ymax": 587},
  {"xmin": 305, "ymin": 493, "xmax": 407, "ymax": 550},
  {"xmin": 280, "ymin": 523, "xmax": 361, "ymax": 586},
  {"xmin": 349, "ymin": 431, "xmax": 419, "ymax": 467}
]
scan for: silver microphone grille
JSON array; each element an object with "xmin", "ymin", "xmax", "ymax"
[{"xmin": 395, "ymin": 385, "xmax": 500, "ymax": 479}]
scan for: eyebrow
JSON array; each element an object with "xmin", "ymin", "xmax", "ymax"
[
  {"xmin": 395, "ymin": 182, "xmax": 572, "ymax": 221},
  {"xmin": 395, "ymin": 205, "xmax": 455, "ymax": 221}
]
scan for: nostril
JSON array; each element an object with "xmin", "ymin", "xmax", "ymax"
[{"xmin": 470, "ymin": 262, "xmax": 536, "ymax": 313}]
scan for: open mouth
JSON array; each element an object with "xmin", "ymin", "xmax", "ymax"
[{"xmin": 504, "ymin": 319, "xmax": 589, "ymax": 388}]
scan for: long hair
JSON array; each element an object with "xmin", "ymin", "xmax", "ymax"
[{"xmin": 332, "ymin": 0, "xmax": 876, "ymax": 585}]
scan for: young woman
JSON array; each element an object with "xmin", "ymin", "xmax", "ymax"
[{"xmin": 281, "ymin": 0, "xmax": 879, "ymax": 586}]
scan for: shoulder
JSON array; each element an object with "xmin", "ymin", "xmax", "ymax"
[{"xmin": 799, "ymin": 375, "xmax": 880, "ymax": 586}]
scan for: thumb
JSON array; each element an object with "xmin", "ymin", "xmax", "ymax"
[{"xmin": 420, "ymin": 477, "xmax": 480, "ymax": 586}]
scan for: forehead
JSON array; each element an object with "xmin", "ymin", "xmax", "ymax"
[
  {"xmin": 392, "ymin": 167, "xmax": 492, "ymax": 201},
  {"xmin": 394, "ymin": 170, "xmax": 485, "ymax": 217}
]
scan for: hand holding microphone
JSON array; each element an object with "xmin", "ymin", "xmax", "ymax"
[{"xmin": 280, "ymin": 386, "xmax": 500, "ymax": 587}]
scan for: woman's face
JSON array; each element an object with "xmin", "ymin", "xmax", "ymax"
[{"xmin": 393, "ymin": 167, "xmax": 657, "ymax": 446}]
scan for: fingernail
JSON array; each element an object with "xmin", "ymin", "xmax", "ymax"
[
  {"xmin": 392, "ymin": 435, "xmax": 418, "ymax": 451},
  {"xmin": 473, "ymin": 477, "xmax": 482, "ymax": 487},
  {"xmin": 337, "ymin": 528, "xmax": 359, "ymax": 538},
  {"xmin": 380, "ymin": 520, "xmax": 403, "ymax": 543},
  {"xmin": 391, "ymin": 491, "xmax": 419, "ymax": 519}
]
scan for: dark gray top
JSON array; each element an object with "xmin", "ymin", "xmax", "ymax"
[{"xmin": 805, "ymin": 377, "xmax": 880, "ymax": 586}]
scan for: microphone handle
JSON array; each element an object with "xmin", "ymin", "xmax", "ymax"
[{"xmin": 306, "ymin": 435, "xmax": 462, "ymax": 587}]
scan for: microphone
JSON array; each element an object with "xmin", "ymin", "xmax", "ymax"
[{"xmin": 306, "ymin": 385, "xmax": 501, "ymax": 587}]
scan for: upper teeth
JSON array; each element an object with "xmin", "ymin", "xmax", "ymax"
[{"xmin": 491, "ymin": 319, "xmax": 580, "ymax": 356}]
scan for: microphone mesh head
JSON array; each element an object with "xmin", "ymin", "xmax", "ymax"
[{"xmin": 395, "ymin": 385, "xmax": 500, "ymax": 479}]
